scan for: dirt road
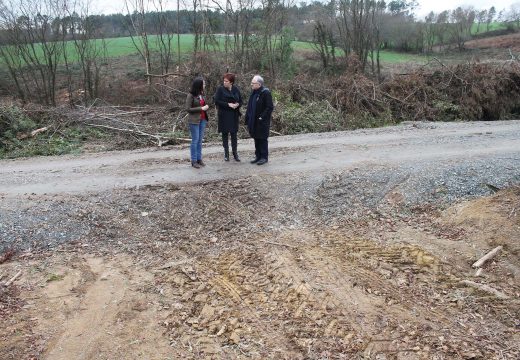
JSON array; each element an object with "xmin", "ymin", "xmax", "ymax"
[
  {"xmin": 1, "ymin": 120, "xmax": 519, "ymax": 196},
  {"xmin": 1, "ymin": 121, "xmax": 519, "ymax": 359}
]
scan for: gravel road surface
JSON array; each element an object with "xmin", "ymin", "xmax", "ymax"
[{"xmin": 1, "ymin": 120, "xmax": 519, "ymax": 197}]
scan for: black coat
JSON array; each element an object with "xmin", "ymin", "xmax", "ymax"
[
  {"xmin": 245, "ymin": 87, "xmax": 274, "ymax": 139},
  {"xmin": 213, "ymin": 85, "xmax": 242, "ymax": 134}
]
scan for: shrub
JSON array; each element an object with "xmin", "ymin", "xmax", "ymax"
[
  {"xmin": 272, "ymin": 90, "xmax": 345, "ymax": 134},
  {"xmin": 279, "ymin": 61, "xmax": 520, "ymax": 124},
  {"xmin": 0, "ymin": 105, "xmax": 37, "ymax": 150}
]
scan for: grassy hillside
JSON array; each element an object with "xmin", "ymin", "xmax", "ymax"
[
  {"xmin": 0, "ymin": 34, "xmax": 429, "ymax": 67},
  {"xmin": 471, "ymin": 21, "xmax": 508, "ymax": 34}
]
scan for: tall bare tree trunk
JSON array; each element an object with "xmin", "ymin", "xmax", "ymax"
[{"xmin": 125, "ymin": 0, "xmax": 152, "ymax": 85}]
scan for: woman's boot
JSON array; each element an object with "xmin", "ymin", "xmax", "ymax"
[
  {"xmin": 224, "ymin": 148, "xmax": 229, "ymax": 161},
  {"xmin": 223, "ymin": 134, "xmax": 230, "ymax": 161},
  {"xmin": 231, "ymin": 133, "xmax": 240, "ymax": 161}
]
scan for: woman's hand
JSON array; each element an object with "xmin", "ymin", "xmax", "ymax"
[
  {"xmin": 228, "ymin": 103, "xmax": 238, "ymax": 109},
  {"xmin": 202, "ymin": 105, "xmax": 209, "ymax": 111}
]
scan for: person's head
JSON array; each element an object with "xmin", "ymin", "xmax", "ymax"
[
  {"xmin": 223, "ymin": 73, "xmax": 235, "ymax": 90},
  {"xmin": 223, "ymin": 73, "xmax": 235, "ymax": 84},
  {"xmin": 190, "ymin": 77, "xmax": 205, "ymax": 96},
  {"xmin": 250, "ymin": 75, "xmax": 263, "ymax": 91}
]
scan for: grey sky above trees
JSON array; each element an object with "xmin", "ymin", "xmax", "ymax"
[
  {"xmin": 415, "ymin": 0, "xmax": 517, "ymax": 17},
  {"xmin": 91, "ymin": 0, "xmax": 518, "ymax": 17}
]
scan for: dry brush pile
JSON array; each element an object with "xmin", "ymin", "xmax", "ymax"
[
  {"xmin": 2, "ymin": 59, "xmax": 520, "ymax": 157},
  {"xmin": 275, "ymin": 60, "xmax": 520, "ymax": 134}
]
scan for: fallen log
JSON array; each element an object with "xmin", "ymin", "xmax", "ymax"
[
  {"xmin": 260, "ymin": 240, "xmax": 297, "ymax": 249},
  {"xmin": 16, "ymin": 126, "xmax": 48, "ymax": 140},
  {"xmin": 472, "ymin": 246, "xmax": 503, "ymax": 268},
  {"xmin": 3, "ymin": 270, "xmax": 22, "ymax": 287},
  {"xmin": 460, "ymin": 279, "xmax": 509, "ymax": 299}
]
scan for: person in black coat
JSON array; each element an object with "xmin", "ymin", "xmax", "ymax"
[
  {"xmin": 244, "ymin": 75, "xmax": 274, "ymax": 165},
  {"xmin": 213, "ymin": 73, "xmax": 243, "ymax": 161}
]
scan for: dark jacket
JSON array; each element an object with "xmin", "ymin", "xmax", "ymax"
[
  {"xmin": 244, "ymin": 87, "xmax": 274, "ymax": 139},
  {"xmin": 185, "ymin": 93, "xmax": 209, "ymax": 125},
  {"xmin": 213, "ymin": 85, "xmax": 242, "ymax": 133}
]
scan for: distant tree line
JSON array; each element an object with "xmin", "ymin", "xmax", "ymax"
[{"xmin": 0, "ymin": 9, "xmax": 267, "ymax": 43}]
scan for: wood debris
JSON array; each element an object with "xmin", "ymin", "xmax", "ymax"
[{"xmin": 472, "ymin": 246, "xmax": 503, "ymax": 268}]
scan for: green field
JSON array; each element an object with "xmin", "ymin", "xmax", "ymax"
[
  {"xmin": 292, "ymin": 40, "xmax": 427, "ymax": 64},
  {"xmin": 1, "ymin": 28, "xmax": 498, "ymax": 68},
  {"xmin": 0, "ymin": 34, "xmax": 208, "ymax": 66},
  {"xmin": 471, "ymin": 21, "xmax": 508, "ymax": 34},
  {"xmin": 102, "ymin": 34, "xmax": 198, "ymax": 57}
]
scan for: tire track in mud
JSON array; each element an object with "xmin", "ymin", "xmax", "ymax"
[
  {"xmin": 35, "ymin": 256, "xmax": 172, "ymax": 360},
  {"xmin": 208, "ymin": 250, "xmax": 359, "ymax": 356},
  {"xmin": 43, "ymin": 257, "xmax": 124, "ymax": 360},
  {"xmin": 159, "ymin": 223, "xmax": 518, "ymax": 358},
  {"xmin": 304, "ymin": 232, "xmax": 520, "ymax": 355}
]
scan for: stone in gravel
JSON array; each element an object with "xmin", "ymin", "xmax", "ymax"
[{"xmin": 199, "ymin": 304, "xmax": 215, "ymax": 321}]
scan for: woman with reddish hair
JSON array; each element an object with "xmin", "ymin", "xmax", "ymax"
[{"xmin": 213, "ymin": 73, "xmax": 243, "ymax": 161}]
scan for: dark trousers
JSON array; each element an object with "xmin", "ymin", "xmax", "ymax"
[
  {"xmin": 222, "ymin": 132, "xmax": 238, "ymax": 155},
  {"xmin": 254, "ymin": 138, "xmax": 268, "ymax": 160}
]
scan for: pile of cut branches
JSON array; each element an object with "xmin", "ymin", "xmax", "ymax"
[
  {"xmin": 73, "ymin": 101, "xmax": 189, "ymax": 146},
  {"xmin": 278, "ymin": 60, "xmax": 520, "ymax": 128}
]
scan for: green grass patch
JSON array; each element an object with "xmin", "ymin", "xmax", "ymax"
[
  {"xmin": 0, "ymin": 34, "xmax": 211, "ymax": 66},
  {"xmin": 292, "ymin": 40, "xmax": 428, "ymax": 64},
  {"xmin": 0, "ymin": 125, "xmax": 108, "ymax": 159},
  {"xmin": 103, "ymin": 34, "xmax": 203, "ymax": 57},
  {"xmin": 375, "ymin": 51, "xmax": 428, "ymax": 64},
  {"xmin": 1, "ymin": 34, "xmax": 429, "ymax": 67},
  {"xmin": 471, "ymin": 21, "xmax": 508, "ymax": 34},
  {"xmin": 46, "ymin": 273, "xmax": 65, "ymax": 282}
]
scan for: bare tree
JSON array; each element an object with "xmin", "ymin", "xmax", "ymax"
[
  {"xmin": 177, "ymin": 0, "xmax": 182, "ymax": 64},
  {"xmin": 434, "ymin": 10, "xmax": 449, "ymax": 51},
  {"xmin": 476, "ymin": 9, "xmax": 487, "ymax": 33},
  {"xmin": 124, "ymin": 0, "xmax": 152, "ymax": 84},
  {"xmin": 449, "ymin": 6, "xmax": 475, "ymax": 51},
  {"xmin": 312, "ymin": 20, "xmax": 336, "ymax": 70},
  {"xmin": 369, "ymin": 1, "xmax": 387, "ymax": 78},
  {"xmin": 336, "ymin": 0, "xmax": 380, "ymax": 71},
  {"xmin": 309, "ymin": 1, "xmax": 337, "ymax": 72},
  {"xmin": 0, "ymin": 0, "xmax": 67, "ymax": 105},
  {"xmin": 506, "ymin": 2, "xmax": 520, "ymax": 29},
  {"xmin": 257, "ymin": 0, "xmax": 296, "ymax": 78},
  {"xmin": 151, "ymin": 0, "xmax": 176, "ymax": 79},
  {"xmin": 422, "ymin": 11, "xmax": 437, "ymax": 53},
  {"xmin": 65, "ymin": 0, "xmax": 108, "ymax": 104},
  {"xmin": 486, "ymin": 6, "xmax": 496, "ymax": 31},
  {"xmin": 211, "ymin": 0, "xmax": 256, "ymax": 71},
  {"xmin": 188, "ymin": 0, "xmax": 214, "ymax": 55}
]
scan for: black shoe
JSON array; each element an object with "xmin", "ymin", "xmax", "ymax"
[
  {"xmin": 233, "ymin": 154, "xmax": 241, "ymax": 162},
  {"xmin": 197, "ymin": 160, "xmax": 206, "ymax": 167},
  {"xmin": 191, "ymin": 161, "xmax": 201, "ymax": 169},
  {"xmin": 256, "ymin": 158, "xmax": 268, "ymax": 165},
  {"xmin": 250, "ymin": 158, "xmax": 260, "ymax": 164},
  {"xmin": 224, "ymin": 155, "xmax": 229, "ymax": 161}
]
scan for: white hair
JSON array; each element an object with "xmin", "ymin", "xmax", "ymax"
[{"xmin": 253, "ymin": 75, "xmax": 264, "ymax": 86}]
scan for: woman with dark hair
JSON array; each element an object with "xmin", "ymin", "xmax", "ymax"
[
  {"xmin": 185, "ymin": 77, "xmax": 209, "ymax": 168},
  {"xmin": 213, "ymin": 73, "xmax": 242, "ymax": 161}
]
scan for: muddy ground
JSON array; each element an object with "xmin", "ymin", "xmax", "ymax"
[{"xmin": 1, "ymin": 121, "xmax": 519, "ymax": 359}]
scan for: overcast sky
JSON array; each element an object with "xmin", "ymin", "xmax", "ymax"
[
  {"xmin": 92, "ymin": 0, "xmax": 518, "ymax": 17},
  {"xmin": 414, "ymin": 0, "xmax": 517, "ymax": 17}
]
